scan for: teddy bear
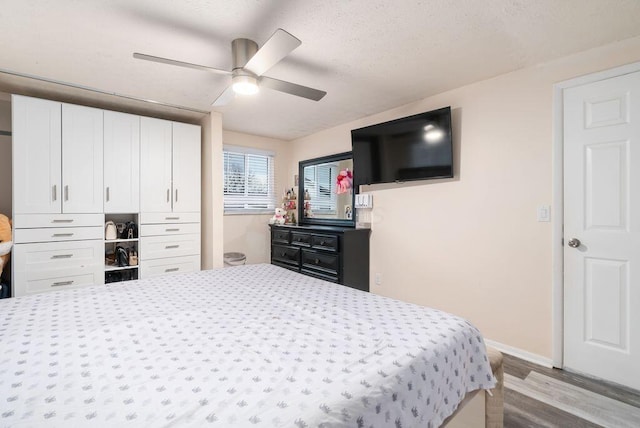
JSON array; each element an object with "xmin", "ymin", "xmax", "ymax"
[
  {"xmin": 0, "ymin": 214, "xmax": 12, "ymax": 280},
  {"xmin": 269, "ymin": 207, "xmax": 286, "ymax": 225},
  {"xmin": 336, "ymin": 168, "xmax": 353, "ymax": 194}
]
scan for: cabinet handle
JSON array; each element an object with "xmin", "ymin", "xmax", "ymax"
[
  {"xmin": 52, "ymin": 233, "xmax": 74, "ymax": 237},
  {"xmin": 51, "ymin": 219, "xmax": 73, "ymax": 223},
  {"xmin": 51, "ymin": 254, "xmax": 73, "ymax": 259},
  {"xmin": 64, "ymin": 185, "xmax": 69, "ymax": 201},
  {"xmin": 166, "ymin": 228, "xmax": 180, "ymax": 232},
  {"xmin": 175, "ymin": 189, "xmax": 178, "ymax": 203},
  {"xmin": 167, "ymin": 189, "xmax": 170, "ymax": 203},
  {"xmin": 51, "ymin": 280, "xmax": 74, "ymax": 287},
  {"xmin": 106, "ymin": 187, "xmax": 110, "ymax": 202},
  {"xmin": 165, "ymin": 245, "xmax": 180, "ymax": 249},
  {"xmin": 165, "ymin": 267, "xmax": 179, "ymax": 272},
  {"xmin": 52, "ymin": 185, "xmax": 57, "ymax": 202}
]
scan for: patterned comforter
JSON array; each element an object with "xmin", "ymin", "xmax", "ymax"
[{"xmin": 0, "ymin": 264, "xmax": 495, "ymax": 427}]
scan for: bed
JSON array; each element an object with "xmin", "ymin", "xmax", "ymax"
[{"xmin": 0, "ymin": 264, "xmax": 496, "ymax": 427}]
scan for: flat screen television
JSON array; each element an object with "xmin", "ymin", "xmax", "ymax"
[{"xmin": 351, "ymin": 107, "xmax": 453, "ymax": 186}]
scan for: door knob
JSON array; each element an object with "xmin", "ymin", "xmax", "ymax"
[{"xmin": 568, "ymin": 238, "xmax": 581, "ymax": 248}]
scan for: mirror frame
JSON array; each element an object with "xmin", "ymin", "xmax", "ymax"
[{"xmin": 298, "ymin": 151, "xmax": 356, "ymax": 228}]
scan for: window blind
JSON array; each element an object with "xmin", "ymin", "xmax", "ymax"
[
  {"xmin": 223, "ymin": 146, "xmax": 276, "ymax": 213},
  {"xmin": 305, "ymin": 164, "xmax": 337, "ymax": 214}
]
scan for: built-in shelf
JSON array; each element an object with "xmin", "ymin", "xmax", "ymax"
[
  {"xmin": 105, "ymin": 264, "xmax": 139, "ymax": 272},
  {"xmin": 105, "ymin": 238, "xmax": 139, "ymax": 244}
]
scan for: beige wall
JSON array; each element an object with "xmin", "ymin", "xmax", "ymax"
[
  {"xmin": 0, "ymin": 96, "xmax": 11, "ymax": 217},
  {"xmin": 288, "ymin": 36, "xmax": 640, "ymax": 359},
  {"xmin": 222, "ymin": 130, "xmax": 290, "ymax": 264}
]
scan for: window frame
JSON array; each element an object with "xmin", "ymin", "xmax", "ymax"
[{"xmin": 223, "ymin": 145, "xmax": 276, "ymax": 215}]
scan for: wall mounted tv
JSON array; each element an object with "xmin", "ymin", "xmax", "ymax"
[{"xmin": 351, "ymin": 106, "xmax": 453, "ymax": 186}]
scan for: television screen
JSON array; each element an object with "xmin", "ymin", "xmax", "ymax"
[{"xmin": 351, "ymin": 107, "xmax": 453, "ymax": 186}]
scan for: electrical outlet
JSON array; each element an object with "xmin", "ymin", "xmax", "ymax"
[{"xmin": 375, "ymin": 273, "xmax": 382, "ymax": 286}]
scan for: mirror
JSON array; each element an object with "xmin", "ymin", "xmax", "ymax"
[{"xmin": 299, "ymin": 151, "xmax": 355, "ymax": 227}]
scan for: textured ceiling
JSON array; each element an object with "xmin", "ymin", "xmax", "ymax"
[{"xmin": 1, "ymin": 0, "xmax": 640, "ymax": 140}]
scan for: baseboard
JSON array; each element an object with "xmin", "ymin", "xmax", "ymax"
[{"xmin": 484, "ymin": 339, "xmax": 554, "ymax": 368}]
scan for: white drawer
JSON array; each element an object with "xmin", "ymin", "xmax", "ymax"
[
  {"xmin": 13, "ymin": 213, "xmax": 104, "ymax": 229},
  {"xmin": 140, "ymin": 223, "xmax": 201, "ymax": 237},
  {"xmin": 14, "ymin": 226, "xmax": 103, "ymax": 244},
  {"xmin": 13, "ymin": 267, "xmax": 104, "ymax": 297},
  {"xmin": 13, "ymin": 240, "xmax": 103, "ymax": 272},
  {"xmin": 140, "ymin": 234, "xmax": 200, "ymax": 260},
  {"xmin": 140, "ymin": 212, "xmax": 200, "ymax": 224},
  {"xmin": 140, "ymin": 255, "xmax": 200, "ymax": 278}
]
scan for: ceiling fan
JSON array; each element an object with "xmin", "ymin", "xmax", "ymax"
[{"xmin": 133, "ymin": 28, "xmax": 326, "ymax": 106}]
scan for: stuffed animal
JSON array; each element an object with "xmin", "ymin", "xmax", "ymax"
[
  {"xmin": 336, "ymin": 168, "xmax": 353, "ymax": 194},
  {"xmin": 269, "ymin": 207, "xmax": 286, "ymax": 225},
  {"xmin": 0, "ymin": 214, "xmax": 12, "ymax": 279}
]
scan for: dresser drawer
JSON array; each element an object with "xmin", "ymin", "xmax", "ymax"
[
  {"xmin": 301, "ymin": 249, "xmax": 339, "ymax": 276},
  {"xmin": 13, "ymin": 240, "xmax": 103, "ymax": 272},
  {"xmin": 272, "ymin": 228, "xmax": 290, "ymax": 245},
  {"xmin": 291, "ymin": 232, "xmax": 312, "ymax": 247},
  {"xmin": 140, "ymin": 255, "xmax": 200, "ymax": 278},
  {"xmin": 301, "ymin": 268, "xmax": 339, "ymax": 283},
  {"xmin": 140, "ymin": 212, "xmax": 200, "ymax": 224},
  {"xmin": 140, "ymin": 234, "xmax": 200, "ymax": 260},
  {"xmin": 140, "ymin": 223, "xmax": 201, "ymax": 237},
  {"xmin": 13, "ymin": 213, "xmax": 104, "ymax": 229},
  {"xmin": 272, "ymin": 244, "xmax": 300, "ymax": 266},
  {"xmin": 311, "ymin": 234, "xmax": 338, "ymax": 252},
  {"xmin": 14, "ymin": 226, "xmax": 103, "ymax": 244},
  {"xmin": 13, "ymin": 265, "xmax": 104, "ymax": 297}
]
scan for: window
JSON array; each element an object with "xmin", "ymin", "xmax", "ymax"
[
  {"xmin": 223, "ymin": 145, "xmax": 276, "ymax": 213},
  {"xmin": 304, "ymin": 163, "xmax": 337, "ymax": 214}
]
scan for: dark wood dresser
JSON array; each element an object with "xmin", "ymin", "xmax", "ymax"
[{"xmin": 269, "ymin": 224, "xmax": 370, "ymax": 292}]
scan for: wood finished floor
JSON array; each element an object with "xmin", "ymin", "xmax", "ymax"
[{"xmin": 503, "ymin": 353, "xmax": 640, "ymax": 428}]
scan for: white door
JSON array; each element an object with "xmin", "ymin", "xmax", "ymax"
[
  {"xmin": 564, "ymin": 71, "xmax": 640, "ymax": 390},
  {"xmin": 140, "ymin": 117, "xmax": 173, "ymax": 213},
  {"xmin": 104, "ymin": 111, "xmax": 140, "ymax": 213},
  {"xmin": 62, "ymin": 104, "xmax": 103, "ymax": 213},
  {"xmin": 12, "ymin": 95, "xmax": 62, "ymax": 214},
  {"xmin": 172, "ymin": 122, "xmax": 201, "ymax": 213}
]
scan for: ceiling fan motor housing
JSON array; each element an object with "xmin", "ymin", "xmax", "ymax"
[{"xmin": 232, "ymin": 38, "xmax": 258, "ymax": 71}]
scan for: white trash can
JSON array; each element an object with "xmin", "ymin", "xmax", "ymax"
[{"xmin": 223, "ymin": 252, "xmax": 246, "ymax": 267}]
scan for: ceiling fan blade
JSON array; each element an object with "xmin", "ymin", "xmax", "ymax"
[
  {"xmin": 243, "ymin": 29, "xmax": 301, "ymax": 76},
  {"xmin": 259, "ymin": 76, "xmax": 326, "ymax": 101},
  {"xmin": 133, "ymin": 53, "xmax": 231, "ymax": 75},
  {"xmin": 211, "ymin": 85, "xmax": 236, "ymax": 106}
]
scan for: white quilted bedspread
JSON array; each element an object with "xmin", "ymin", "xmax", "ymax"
[{"xmin": 0, "ymin": 264, "xmax": 495, "ymax": 427}]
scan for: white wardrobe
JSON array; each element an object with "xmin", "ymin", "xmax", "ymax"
[{"xmin": 11, "ymin": 95, "xmax": 201, "ymax": 296}]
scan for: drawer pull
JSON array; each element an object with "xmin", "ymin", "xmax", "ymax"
[
  {"xmin": 166, "ymin": 228, "xmax": 180, "ymax": 232},
  {"xmin": 52, "ymin": 233, "xmax": 74, "ymax": 237},
  {"xmin": 320, "ymin": 241, "xmax": 325, "ymax": 245},
  {"xmin": 51, "ymin": 254, "xmax": 73, "ymax": 259},
  {"xmin": 165, "ymin": 216, "xmax": 180, "ymax": 220},
  {"xmin": 51, "ymin": 280, "xmax": 74, "ymax": 287},
  {"xmin": 165, "ymin": 245, "xmax": 180, "ymax": 249},
  {"xmin": 315, "ymin": 258, "xmax": 320, "ymax": 264},
  {"xmin": 165, "ymin": 267, "xmax": 179, "ymax": 272},
  {"xmin": 281, "ymin": 252, "xmax": 286, "ymax": 257},
  {"xmin": 51, "ymin": 219, "xmax": 74, "ymax": 223}
]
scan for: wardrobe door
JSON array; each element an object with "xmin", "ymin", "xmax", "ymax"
[
  {"xmin": 104, "ymin": 111, "xmax": 140, "ymax": 213},
  {"xmin": 171, "ymin": 122, "xmax": 201, "ymax": 213},
  {"xmin": 62, "ymin": 103, "xmax": 104, "ymax": 213},
  {"xmin": 140, "ymin": 117, "xmax": 173, "ymax": 213},
  {"xmin": 12, "ymin": 95, "xmax": 62, "ymax": 214}
]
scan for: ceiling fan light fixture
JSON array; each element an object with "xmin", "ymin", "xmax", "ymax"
[{"xmin": 232, "ymin": 75, "xmax": 259, "ymax": 95}]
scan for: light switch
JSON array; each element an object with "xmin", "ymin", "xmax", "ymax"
[{"xmin": 537, "ymin": 205, "xmax": 550, "ymax": 222}]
